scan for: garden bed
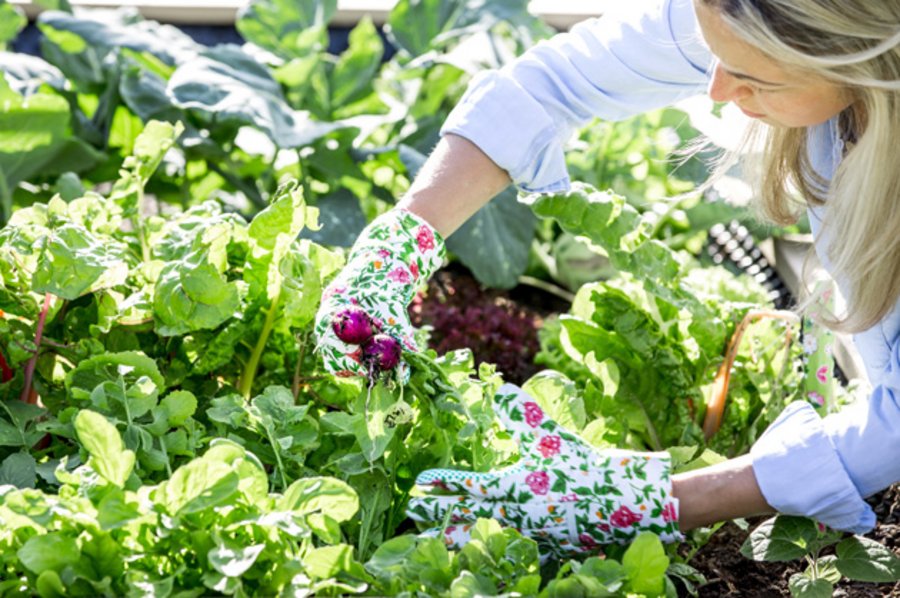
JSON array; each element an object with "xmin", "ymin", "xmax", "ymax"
[{"xmin": 687, "ymin": 486, "xmax": 900, "ymax": 597}]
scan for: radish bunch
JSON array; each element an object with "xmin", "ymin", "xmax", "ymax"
[{"xmin": 332, "ymin": 306, "xmax": 402, "ymax": 375}]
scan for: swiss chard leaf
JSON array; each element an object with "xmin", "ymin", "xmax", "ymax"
[
  {"xmin": 153, "ymin": 251, "xmax": 242, "ymax": 336},
  {"xmin": 32, "ymin": 223, "xmax": 130, "ymax": 300}
]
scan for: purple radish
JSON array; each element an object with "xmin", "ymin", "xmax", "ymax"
[
  {"xmin": 362, "ymin": 334, "xmax": 402, "ymax": 372},
  {"xmin": 332, "ymin": 306, "xmax": 377, "ymax": 344}
]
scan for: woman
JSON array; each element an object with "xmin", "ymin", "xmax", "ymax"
[{"xmin": 315, "ymin": 0, "xmax": 900, "ymax": 553}]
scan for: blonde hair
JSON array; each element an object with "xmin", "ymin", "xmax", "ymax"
[{"xmin": 702, "ymin": 0, "xmax": 900, "ymax": 332}]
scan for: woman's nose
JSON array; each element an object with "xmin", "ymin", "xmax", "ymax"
[{"xmin": 708, "ymin": 63, "xmax": 749, "ymax": 103}]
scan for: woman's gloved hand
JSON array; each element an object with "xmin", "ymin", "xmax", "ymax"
[
  {"xmin": 406, "ymin": 384, "xmax": 683, "ymax": 559},
  {"xmin": 314, "ymin": 209, "xmax": 445, "ymax": 381}
]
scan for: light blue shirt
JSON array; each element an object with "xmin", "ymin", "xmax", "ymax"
[{"xmin": 441, "ymin": 0, "xmax": 895, "ymax": 533}]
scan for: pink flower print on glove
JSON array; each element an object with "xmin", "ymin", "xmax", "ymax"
[
  {"xmin": 416, "ymin": 225, "xmax": 435, "ymax": 252},
  {"xmin": 662, "ymin": 502, "xmax": 678, "ymax": 523},
  {"xmin": 579, "ymin": 533, "xmax": 599, "ymax": 551},
  {"xmin": 610, "ymin": 505, "xmax": 643, "ymax": 528},
  {"xmin": 322, "ymin": 285, "xmax": 345, "ymax": 302},
  {"xmin": 524, "ymin": 401, "xmax": 544, "ymax": 427},
  {"xmin": 525, "ymin": 470, "xmax": 550, "ymax": 495},
  {"xmin": 538, "ymin": 435, "xmax": 561, "ymax": 458},
  {"xmin": 387, "ymin": 267, "xmax": 411, "ymax": 284},
  {"xmin": 816, "ymin": 365, "xmax": 830, "ymax": 384}
]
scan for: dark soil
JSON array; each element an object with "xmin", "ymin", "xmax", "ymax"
[{"xmin": 683, "ymin": 485, "xmax": 900, "ymax": 597}]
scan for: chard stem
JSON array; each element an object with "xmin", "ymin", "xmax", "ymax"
[
  {"xmin": 292, "ymin": 332, "xmax": 308, "ymax": 401},
  {"xmin": 136, "ymin": 187, "xmax": 150, "ymax": 263},
  {"xmin": 160, "ymin": 435, "xmax": 172, "ymax": 478},
  {"xmin": 639, "ymin": 402, "xmax": 663, "ymax": 452},
  {"xmin": 20, "ymin": 293, "xmax": 52, "ymax": 404},
  {"xmin": 0, "ymin": 168, "xmax": 10, "ymax": 225},
  {"xmin": 517, "ymin": 275, "xmax": 575, "ymax": 304},
  {"xmin": 240, "ymin": 289, "xmax": 281, "ymax": 400},
  {"xmin": 266, "ymin": 426, "xmax": 288, "ymax": 491}
]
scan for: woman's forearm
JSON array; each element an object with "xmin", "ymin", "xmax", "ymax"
[
  {"xmin": 397, "ymin": 133, "xmax": 512, "ymax": 238},
  {"xmin": 673, "ymin": 454, "xmax": 775, "ymax": 531}
]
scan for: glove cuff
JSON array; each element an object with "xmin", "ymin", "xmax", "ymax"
[{"xmin": 591, "ymin": 449, "xmax": 684, "ymax": 544}]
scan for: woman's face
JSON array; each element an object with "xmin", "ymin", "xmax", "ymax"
[{"xmin": 694, "ymin": 0, "xmax": 854, "ymax": 127}]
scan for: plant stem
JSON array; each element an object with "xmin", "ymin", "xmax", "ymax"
[
  {"xmin": 0, "ymin": 168, "xmax": 10, "ymax": 227},
  {"xmin": 636, "ymin": 397, "xmax": 663, "ymax": 452},
  {"xmin": 208, "ymin": 162, "xmax": 266, "ymax": 209},
  {"xmin": 292, "ymin": 332, "xmax": 309, "ymax": 401},
  {"xmin": 38, "ymin": 337, "xmax": 73, "ymax": 351},
  {"xmin": 20, "ymin": 293, "xmax": 52, "ymax": 404},
  {"xmin": 647, "ymin": 193, "xmax": 695, "ymax": 239},
  {"xmin": 703, "ymin": 309, "xmax": 800, "ymax": 440},
  {"xmin": 160, "ymin": 435, "xmax": 172, "ymax": 478},
  {"xmin": 517, "ymin": 275, "xmax": 576, "ymax": 304},
  {"xmin": 806, "ymin": 555, "xmax": 817, "ymax": 579},
  {"xmin": 120, "ymin": 377, "xmax": 133, "ymax": 425},
  {"xmin": 240, "ymin": 290, "xmax": 282, "ymax": 400},
  {"xmin": 265, "ymin": 426, "xmax": 288, "ymax": 491},
  {"xmin": 136, "ymin": 186, "xmax": 151, "ymax": 263}
]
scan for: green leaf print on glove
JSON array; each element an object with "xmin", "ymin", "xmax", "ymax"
[
  {"xmin": 406, "ymin": 384, "xmax": 683, "ymax": 560},
  {"xmin": 314, "ymin": 209, "xmax": 445, "ymax": 382}
]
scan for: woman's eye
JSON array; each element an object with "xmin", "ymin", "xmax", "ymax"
[{"xmin": 749, "ymin": 83, "xmax": 776, "ymax": 93}]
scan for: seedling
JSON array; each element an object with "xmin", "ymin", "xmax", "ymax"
[{"xmin": 742, "ymin": 515, "xmax": 900, "ymax": 597}]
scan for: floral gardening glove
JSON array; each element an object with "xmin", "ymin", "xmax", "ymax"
[
  {"xmin": 406, "ymin": 384, "xmax": 683, "ymax": 559},
  {"xmin": 314, "ymin": 209, "xmax": 445, "ymax": 381}
]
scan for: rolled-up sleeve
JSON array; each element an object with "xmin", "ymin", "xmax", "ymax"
[
  {"xmin": 751, "ymin": 299, "xmax": 900, "ymax": 533},
  {"xmin": 440, "ymin": 0, "xmax": 712, "ymax": 192},
  {"xmin": 750, "ymin": 402, "xmax": 877, "ymax": 533}
]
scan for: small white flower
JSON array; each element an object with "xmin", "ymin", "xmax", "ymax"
[{"xmin": 802, "ymin": 335, "xmax": 818, "ymax": 354}]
